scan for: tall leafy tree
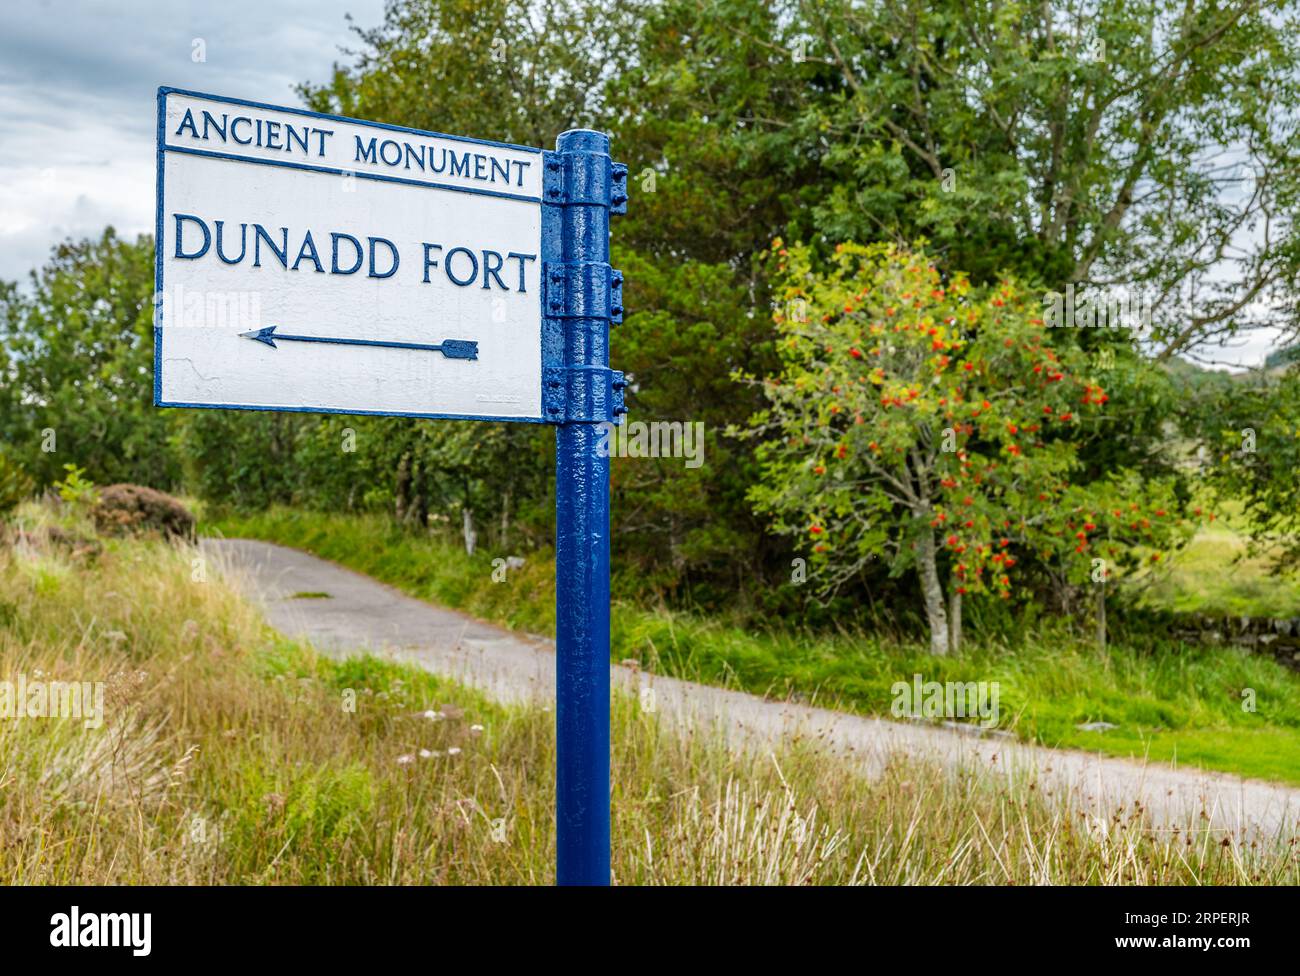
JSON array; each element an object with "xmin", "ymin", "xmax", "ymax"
[
  {"xmin": 0, "ymin": 229, "xmax": 178, "ymax": 488},
  {"xmin": 788, "ymin": 0, "xmax": 1300, "ymax": 360},
  {"xmin": 289, "ymin": 0, "xmax": 824, "ymax": 598},
  {"xmin": 744, "ymin": 241, "xmax": 1196, "ymax": 651}
]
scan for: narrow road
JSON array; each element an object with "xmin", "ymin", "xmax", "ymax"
[{"xmin": 206, "ymin": 538, "xmax": 1300, "ymax": 838}]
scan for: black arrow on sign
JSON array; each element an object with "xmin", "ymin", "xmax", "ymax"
[{"xmin": 240, "ymin": 326, "xmax": 478, "ymax": 360}]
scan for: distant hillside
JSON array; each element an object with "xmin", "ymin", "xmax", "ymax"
[
  {"xmin": 1164, "ymin": 348, "xmax": 1297, "ymax": 392},
  {"xmin": 1264, "ymin": 344, "xmax": 1300, "ymax": 371},
  {"xmin": 1163, "ymin": 355, "xmax": 1236, "ymax": 393}
]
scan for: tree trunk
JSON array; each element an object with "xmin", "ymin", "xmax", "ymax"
[
  {"xmin": 949, "ymin": 587, "xmax": 962, "ymax": 654},
  {"xmin": 1096, "ymin": 580, "xmax": 1107, "ymax": 650},
  {"xmin": 461, "ymin": 505, "xmax": 477, "ymax": 556},
  {"xmin": 408, "ymin": 458, "xmax": 428, "ymax": 528},
  {"xmin": 916, "ymin": 527, "xmax": 950, "ymax": 655},
  {"xmin": 500, "ymin": 488, "xmax": 510, "ymax": 550},
  {"xmin": 394, "ymin": 452, "xmax": 412, "ymax": 523}
]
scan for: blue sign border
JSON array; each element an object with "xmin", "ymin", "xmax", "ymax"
[{"xmin": 153, "ymin": 85, "xmax": 551, "ymax": 425}]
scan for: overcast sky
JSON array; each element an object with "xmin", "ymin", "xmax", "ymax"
[{"xmin": 0, "ymin": 0, "xmax": 384, "ymax": 286}]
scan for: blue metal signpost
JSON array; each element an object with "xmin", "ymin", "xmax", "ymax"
[
  {"xmin": 155, "ymin": 87, "xmax": 625, "ymax": 885},
  {"xmin": 542, "ymin": 130, "xmax": 627, "ymax": 886}
]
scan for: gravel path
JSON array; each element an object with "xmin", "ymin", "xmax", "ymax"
[{"xmin": 206, "ymin": 537, "xmax": 1300, "ymax": 838}]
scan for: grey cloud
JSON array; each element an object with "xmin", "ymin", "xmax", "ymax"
[{"xmin": 0, "ymin": 0, "xmax": 383, "ymax": 282}]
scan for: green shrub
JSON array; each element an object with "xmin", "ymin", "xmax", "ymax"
[{"xmin": 53, "ymin": 463, "xmax": 99, "ymax": 511}]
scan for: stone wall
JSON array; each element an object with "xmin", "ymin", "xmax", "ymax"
[{"xmin": 1170, "ymin": 613, "xmax": 1300, "ymax": 670}]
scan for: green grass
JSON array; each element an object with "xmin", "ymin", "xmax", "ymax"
[
  {"xmin": 211, "ymin": 508, "xmax": 1300, "ymax": 786},
  {"xmin": 1141, "ymin": 523, "xmax": 1300, "ymax": 617},
  {"xmin": 6, "ymin": 505, "xmax": 1299, "ymax": 884},
  {"xmin": 1135, "ymin": 494, "xmax": 1300, "ymax": 617}
]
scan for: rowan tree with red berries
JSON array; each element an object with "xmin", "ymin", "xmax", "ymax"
[{"xmin": 740, "ymin": 241, "xmax": 1196, "ymax": 654}]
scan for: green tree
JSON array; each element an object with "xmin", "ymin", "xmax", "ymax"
[
  {"xmin": 602, "ymin": 0, "xmax": 824, "ymax": 600},
  {"xmin": 792, "ymin": 0, "xmax": 1300, "ymax": 360},
  {"xmin": 173, "ymin": 409, "xmax": 308, "ymax": 509},
  {"xmin": 743, "ymin": 241, "xmax": 1194, "ymax": 651},
  {"xmin": 293, "ymin": 0, "xmax": 816, "ymax": 599},
  {"xmin": 0, "ymin": 229, "xmax": 178, "ymax": 488}
]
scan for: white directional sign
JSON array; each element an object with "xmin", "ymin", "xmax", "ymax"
[{"xmin": 154, "ymin": 87, "xmax": 544, "ymax": 421}]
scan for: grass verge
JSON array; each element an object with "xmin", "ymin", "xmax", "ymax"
[
  {"xmin": 211, "ymin": 508, "xmax": 1300, "ymax": 786},
  {"xmin": 3, "ymin": 508, "xmax": 1298, "ymax": 883}
]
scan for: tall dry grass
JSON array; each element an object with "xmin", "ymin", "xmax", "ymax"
[{"xmin": 1, "ymin": 507, "xmax": 1296, "ymax": 884}]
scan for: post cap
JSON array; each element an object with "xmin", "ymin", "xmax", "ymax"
[{"xmin": 556, "ymin": 129, "xmax": 610, "ymax": 155}]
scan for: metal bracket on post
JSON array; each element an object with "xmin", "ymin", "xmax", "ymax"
[
  {"xmin": 541, "ymin": 261, "xmax": 625, "ymax": 423},
  {"xmin": 542, "ymin": 153, "xmax": 627, "ymax": 427},
  {"xmin": 544, "ymin": 151, "xmax": 628, "ymax": 212},
  {"xmin": 543, "ymin": 364, "xmax": 626, "ymax": 424},
  {"xmin": 545, "ymin": 263, "xmax": 624, "ymax": 324},
  {"xmin": 543, "ymin": 129, "xmax": 625, "ymax": 886}
]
